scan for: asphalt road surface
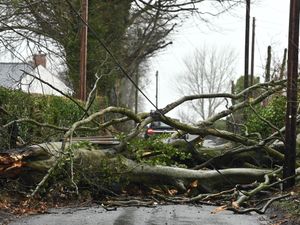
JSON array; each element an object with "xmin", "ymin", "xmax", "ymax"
[{"xmin": 9, "ymin": 205, "xmax": 269, "ymax": 225}]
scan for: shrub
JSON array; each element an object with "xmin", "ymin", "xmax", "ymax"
[
  {"xmin": 0, "ymin": 87, "xmax": 100, "ymax": 149},
  {"xmin": 246, "ymin": 95, "xmax": 286, "ymax": 138}
]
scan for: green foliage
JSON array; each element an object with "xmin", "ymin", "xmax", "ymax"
[
  {"xmin": 128, "ymin": 135, "xmax": 191, "ymax": 167},
  {"xmin": 246, "ymin": 95, "xmax": 286, "ymax": 138},
  {"xmin": 0, "ymin": 87, "xmax": 99, "ymax": 149}
]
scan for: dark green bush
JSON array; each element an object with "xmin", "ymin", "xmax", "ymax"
[
  {"xmin": 0, "ymin": 87, "xmax": 100, "ymax": 149},
  {"xmin": 246, "ymin": 95, "xmax": 286, "ymax": 138}
]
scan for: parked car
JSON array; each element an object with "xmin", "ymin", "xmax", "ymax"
[{"xmin": 144, "ymin": 121, "xmax": 176, "ymax": 139}]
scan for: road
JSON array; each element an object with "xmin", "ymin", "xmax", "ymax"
[{"xmin": 9, "ymin": 205, "xmax": 269, "ymax": 225}]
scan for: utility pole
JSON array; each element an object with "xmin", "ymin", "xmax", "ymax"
[
  {"xmin": 231, "ymin": 80, "xmax": 235, "ymax": 105},
  {"xmin": 250, "ymin": 17, "xmax": 255, "ymax": 87},
  {"xmin": 279, "ymin": 48, "xmax": 288, "ymax": 80},
  {"xmin": 155, "ymin": 71, "xmax": 158, "ymax": 108},
  {"xmin": 265, "ymin": 46, "xmax": 272, "ymax": 82},
  {"xmin": 79, "ymin": 0, "xmax": 88, "ymax": 101},
  {"xmin": 244, "ymin": 0, "xmax": 250, "ymax": 100},
  {"xmin": 135, "ymin": 72, "xmax": 138, "ymax": 114},
  {"xmin": 284, "ymin": 0, "xmax": 299, "ymax": 190}
]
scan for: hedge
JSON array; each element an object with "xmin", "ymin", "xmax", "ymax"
[{"xmin": 0, "ymin": 87, "xmax": 100, "ymax": 150}]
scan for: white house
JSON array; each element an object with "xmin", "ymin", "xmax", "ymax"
[{"xmin": 0, "ymin": 53, "xmax": 72, "ymax": 96}]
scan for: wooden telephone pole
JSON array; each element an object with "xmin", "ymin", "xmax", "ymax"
[
  {"xmin": 155, "ymin": 71, "xmax": 158, "ymax": 108},
  {"xmin": 135, "ymin": 72, "xmax": 139, "ymax": 114},
  {"xmin": 250, "ymin": 17, "xmax": 255, "ymax": 87},
  {"xmin": 244, "ymin": 0, "xmax": 250, "ymax": 100},
  {"xmin": 79, "ymin": 0, "xmax": 88, "ymax": 101},
  {"xmin": 284, "ymin": 0, "xmax": 299, "ymax": 189}
]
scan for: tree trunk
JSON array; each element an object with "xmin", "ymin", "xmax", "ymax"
[{"xmin": 0, "ymin": 142, "xmax": 274, "ymax": 193}]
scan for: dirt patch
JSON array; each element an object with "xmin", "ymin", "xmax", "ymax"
[{"xmin": 266, "ymin": 204, "xmax": 300, "ymax": 225}]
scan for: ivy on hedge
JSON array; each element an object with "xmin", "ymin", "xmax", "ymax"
[{"xmin": 246, "ymin": 95, "xmax": 286, "ymax": 138}]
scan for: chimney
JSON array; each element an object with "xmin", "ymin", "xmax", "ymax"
[{"xmin": 33, "ymin": 52, "xmax": 46, "ymax": 68}]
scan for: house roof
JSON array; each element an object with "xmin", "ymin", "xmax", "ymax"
[
  {"xmin": 0, "ymin": 63, "xmax": 32, "ymax": 89},
  {"xmin": 20, "ymin": 65, "xmax": 72, "ymax": 96},
  {"xmin": 0, "ymin": 62, "xmax": 72, "ymax": 96}
]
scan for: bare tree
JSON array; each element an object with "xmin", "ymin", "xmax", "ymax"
[{"xmin": 176, "ymin": 46, "xmax": 236, "ymax": 122}]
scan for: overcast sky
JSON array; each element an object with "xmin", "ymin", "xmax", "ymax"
[{"xmin": 144, "ymin": 0, "xmax": 289, "ymax": 117}]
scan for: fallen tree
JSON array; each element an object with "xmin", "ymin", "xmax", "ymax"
[
  {"xmin": 0, "ymin": 79, "xmax": 299, "ymax": 213},
  {"xmin": 0, "ymin": 141, "xmax": 299, "ymax": 212},
  {"xmin": 0, "ymin": 143, "xmax": 271, "ymax": 189}
]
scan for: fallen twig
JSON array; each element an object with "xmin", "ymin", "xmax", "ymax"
[{"xmin": 227, "ymin": 193, "xmax": 291, "ymax": 214}]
